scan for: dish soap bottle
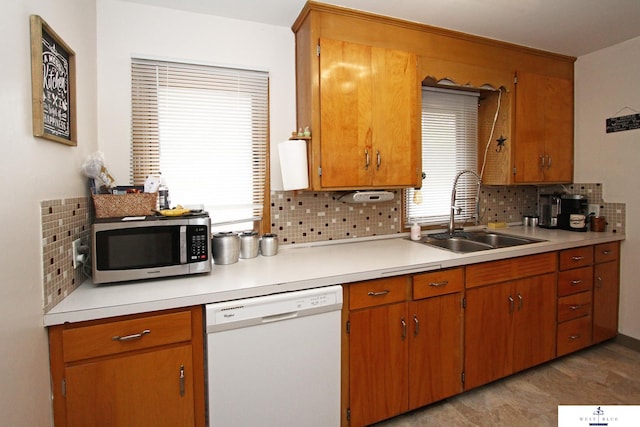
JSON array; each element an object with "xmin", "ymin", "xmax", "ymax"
[{"xmin": 410, "ymin": 223, "xmax": 421, "ymax": 241}]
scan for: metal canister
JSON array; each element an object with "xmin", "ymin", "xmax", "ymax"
[
  {"xmin": 211, "ymin": 232, "xmax": 240, "ymax": 265},
  {"xmin": 239, "ymin": 231, "xmax": 260, "ymax": 259},
  {"xmin": 260, "ymin": 233, "xmax": 279, "ymax": 256},
  {"xmin": 523, "ymin": 215, "xmax": 539, "ymax": 227}
]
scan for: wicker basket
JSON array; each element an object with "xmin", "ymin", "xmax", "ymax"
[{"xmin": 92, "ymin": 192, "xmax": 158, "ymax": 218}]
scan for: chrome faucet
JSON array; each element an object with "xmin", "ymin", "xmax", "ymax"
[{"xmin": 448, "ymin": 170, "xmax": 482, "ymax": 235}]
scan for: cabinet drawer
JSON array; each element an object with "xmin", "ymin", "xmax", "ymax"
[
  {"xmin": 62, "ymin": 310, "xmax": 193, "ymax": 363},
  {"xmin": 558, "ymin": 266, "xmax": 593, "ymax": 296},
  {"xmin": 557, "ymin": 291, "xmax": 592, "ymax": 323},
  {"xmin": 465, "ymin": 252, "xmax": 556, "ymax": 288},
  {"xmin": 413, "ymin": 268, "xmax": 463, "ymax": 299},
  {"xmin": 557, "ymin": 316, "xmax": 592, "ymax": 356},
  {"xmin": 559, "ymin": 246, "xmax": 593, "ymax": 271},
  {"xmin": 595, "ymin": 242, "xmax": 619, "ymax": 263},
  {"xmin": 349, "ymin": 276, "xmax": 407, "ymax": 310}
]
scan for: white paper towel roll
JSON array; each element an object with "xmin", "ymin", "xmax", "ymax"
[{"xmin": 278, "ymin": 140, "xmax": 309, "ymax": 190}]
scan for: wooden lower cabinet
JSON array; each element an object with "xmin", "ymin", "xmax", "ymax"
[
  {"xmin": 464, "ymin": 273, "xmax": 557, "ymax": 390},
  {"xmin": 593, "ymin": 242, "xmax": 620, "ymax": 343},
  {"xmin": 48, "ymin": 306, "xmax": 205, "ymax": 427},
  {"xmin": 349, "ymin": 302, "xmax": 408, "ymax": 427},
  {"xmin": 408, "ymin": 293, "xmax": 463, "ymax": 409},
  {"xmin": 347, "ymin": 270, "xmax": 463, "ymax": 426}
]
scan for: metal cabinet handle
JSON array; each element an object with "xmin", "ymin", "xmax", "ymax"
[
  {"xmin": 546, "ymin": 155, "xmax": 552, "ymax": 169},
  {"xmin": 571, "ymin": 256, "xmax": 585, "ymax": 262},
  {"xmin": 601, "ymin": 250, "xmax": 612, "ymax": 255},
  {"xmin": 401, "ymin": 318, "xmax": 407, "ymax": 341},
  {"xmin": 111, "ymin": 329, "xmax": 151, "ymax": 342},
  {"xmin": 508, "ymin": 295, "xmax": 515, "ymax": 314},
  {"xmin": 517, "ymin": 293, "xmax": 523, "ymax": 311},
  {"xmin": 596, "ymin": 276, "xmax": 603, "ymax": 289},
  {"xmin": 413, "ymin": 315, "xmax": 420, "ymax": 337},
  {"xmin": 179, "ymin": 365, "xmax": 185, "ymax": 397},
  {"xmin": 367, "ymin": 290, "xmax": 390, "ymax": 297},
  {"xmin": 570, "ymin": 280, "xmax": 583, "ymax": 286},
  {"xmin": 364, "ymin": 149, "xmax": 370, "ymax": 169},
  {"xmin": 539, "ymin": 154, "xmax": 545, "ymax": 169},
  {"xmin": 569, "ymin": 304, "xmax": 583, "ymax": 311},
  {"xmin": 376, "ymin": 150, "xmax": 381, "ymax": 170},
  {"xmin": 429, "ymin": 280, "xmax": 449, "ymax": 287},
  {"xmin": 569, "ymin": 334, "xmax": 581, "ymax": 341}
]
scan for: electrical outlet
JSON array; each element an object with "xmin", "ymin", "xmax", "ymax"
[
  {"xmin": 72, "ymin": 238, "xmax": 81, "ymax": 269},
  {"xmin": 588, "ymin": 203, "xmax": 600, "ymax": 217}
]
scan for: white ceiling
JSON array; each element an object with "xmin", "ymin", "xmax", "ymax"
[{"xmin": 123, "ymin": 0, "xmax": 640, "ymax": 57}]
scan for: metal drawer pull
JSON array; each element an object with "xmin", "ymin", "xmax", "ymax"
[
  {"xmin": 601, "ymin": 250, "xmax": 612, "ymax": 255},
  {"xmin": 401, "ymin": 318, "xmax": 407, "ymax": 340},
  {"xmin": 429, "ymin": 280, "xmax": 449, "ymax": 287},
  {"xmin": 569, "ymin": 334, "xmax": 581, "ymax": 340},
  {"xmin": 413, "ymin": 315, "xmax": 420, "ymax": 337},
  {"xmin": 571, "ymin": 256, "xmax": 585, "ymax": 261},
  {"xmin": 517, "ymin": 293, "xmax": 523, "ymax": 311},
  {"xmin": 179, "ymin": 365, "xmax": 185, "ymax": 397},
  {"xmin": 367, "ymin": 290, "xmax": 390, "ymax": 297},
  {"xmin": 569, "ymin": 304, "xmax": 583, "ymax": 310},
  {"xmin": 570, "ymin": 280, "xmax": 583, "ymax": 286},
  {"xmin": 112, "ymin": 329, "xmax": 151, "ymax": 342}
]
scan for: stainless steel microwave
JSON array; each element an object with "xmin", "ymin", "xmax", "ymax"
[{"xmin": 91, "ymin": 214, "xmax": 211, "ymax": 284}]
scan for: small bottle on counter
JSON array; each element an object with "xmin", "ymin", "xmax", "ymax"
[
  {"xmin": 410, "ymin": 223, "xmax": 421, "ymax": 241},
  {"xmin": 158, "ymin": 174, "xmax": 170, "ymax": 210}
]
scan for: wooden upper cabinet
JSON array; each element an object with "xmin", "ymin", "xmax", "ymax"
[
  {"xmin": 513, "ymin": 71, "xmax": 574, "ymax": 183},
  {"xmin": 307, "ymin": 38, "xmax": 420, "ymax": 190}
]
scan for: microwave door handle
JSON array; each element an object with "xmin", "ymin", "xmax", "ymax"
[{"xmin": 180, "ymin": 225, "xmax": 187, "ymax": 264}]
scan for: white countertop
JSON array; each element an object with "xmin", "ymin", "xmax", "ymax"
[{"xmin": 43, "ymin": 226, "xmax": 624, "ymax": 326}]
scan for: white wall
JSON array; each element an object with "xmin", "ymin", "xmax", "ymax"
[
  {"xmin": 96, "ymin": 0, "xmax": 296, "ymax": 191},
  {"xmin": 575, "ymin": 36, "xmax": 640, "ymax": 340},
  {"xmin": 0, "ymin": 1, "xmax": 98, "ymax": 425}
]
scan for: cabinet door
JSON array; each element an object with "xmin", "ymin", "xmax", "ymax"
[
  {"xmin": 320, "ymin": 38, "xmax": 372, "ymax": 188},
  {"xmin": 349, "ymin": 303, "xmax": 408, "ymax": 426},
  {"xmin": 542, "ymin": 75, "xmax": 573, "ymax": 182},
  {"xmin": 319, "ymin": 39, "xmax": 419, "ymax": 189},
  {"xmin": 593, "ymin": 260, "xmax": 620, "ymax": 343},
  {"xmin": 370, "ymin": 46, "xmax": 419, "ymax": 187},
  {"xmin": 408, "ymin": 293, "xmax": 463, "ymax": 410},
  {"xmin": 512, "ymin": 274, "xmax": 557, "ymax": 372},
  {"xmin": 514, "ymin": 72, "xmax": 573, "ymax": 183},
  {"xmin": 464, "ymin": 282, "xmax": 513, "ymax": 390},
  {"xmin": 65, "ymin": 345, "xmax": 195, "ymax": 427}
]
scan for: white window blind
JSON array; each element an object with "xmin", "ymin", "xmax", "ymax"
[
  {"xmin": 131, "ymin": 58, "xmax": 269, "ymax": 230},
  {"xmin": 405, "ymin": 87, "xmax": 478, "ymax": 226}
]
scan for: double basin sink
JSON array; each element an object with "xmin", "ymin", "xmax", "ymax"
[{"xmin": 417, "ymin": 230, "xmax": 545, "ymax": 253}]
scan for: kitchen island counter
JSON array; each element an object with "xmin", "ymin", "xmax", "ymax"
[{"xmin": 44, "ymin": 226, "xmax": 623, "ymax": 326}]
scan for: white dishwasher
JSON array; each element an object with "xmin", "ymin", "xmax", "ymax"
[{"xmin": 205, "ymin": 285, "xmax": 343, "ymax": 427}]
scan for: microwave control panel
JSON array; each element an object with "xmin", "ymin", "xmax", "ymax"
[{"xmin": 188, "ymin": 225, "xmax": 209, "ymax": 262}]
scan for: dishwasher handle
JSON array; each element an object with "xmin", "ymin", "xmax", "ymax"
[{"xmin": 261, "ymin": 311, "xmax": 299, "ymax": 323}]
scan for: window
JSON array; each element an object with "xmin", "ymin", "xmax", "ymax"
[
  {"xmin": 405, "ymin": 87, "xmax": 479, "ymax": 226},
  {"xmin": 131, "ymin": 58, "xmax": 269, "ymax": 232}
]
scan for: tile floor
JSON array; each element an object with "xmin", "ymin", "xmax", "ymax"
[{"xmin": 374, "ymin": 341, "xmax": 640, "ymax": 426}]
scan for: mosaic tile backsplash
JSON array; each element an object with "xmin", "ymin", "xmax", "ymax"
[
  {"xmin": 40, "ymin": 182, "xmax": 625, "ymax": 311},
  {"xmin": 271, "ymin": 182, "xmax": 625, "ymax": 245},
  {"xmin": 41, "ymin": 197, "xmax": 92, "ymax": 313}
]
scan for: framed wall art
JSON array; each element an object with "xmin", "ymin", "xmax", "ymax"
[{"xmin": 29, "ymin": 15, "xmax": 77, "ymax": 146}]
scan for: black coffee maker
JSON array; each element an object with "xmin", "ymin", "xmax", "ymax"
[{"xmin": 557, "ymin": 194, "xmax": 588, "ymax": 232}]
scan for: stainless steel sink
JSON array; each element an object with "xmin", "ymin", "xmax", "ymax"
[{"xmin": 417, "ymin": 231, "xmax": 544, "ymax": 253}]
